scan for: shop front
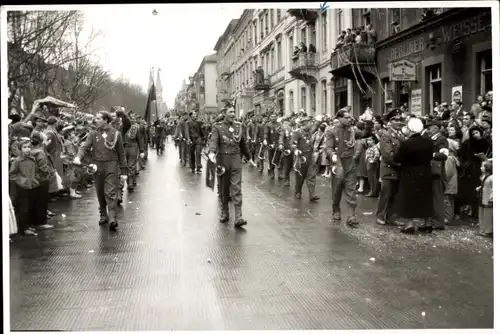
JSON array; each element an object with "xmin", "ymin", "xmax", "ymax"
[{"xmin": 374, "ymin": 8, "xmax": 492, "ymax": 116}]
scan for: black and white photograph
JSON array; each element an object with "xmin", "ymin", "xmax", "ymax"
[{"xmin": 3, "ymin": 2, "xmax": 498, "ymax": 332}]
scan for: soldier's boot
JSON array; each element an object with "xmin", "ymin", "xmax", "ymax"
[
  {"xmin": 234, "ymin": 205, "xmax": 247, "ymax": 228},
  {"xmin": 278, "ymin": 169, "xmax": 284, "ymax": 180},
  {"xmin": 108, "ymin": 207, "xmax": 118, "ymax": 231},
  {"xmin": 332, "ymin": 204, "xmax": 341, "ymax": 221},
  {"xmin": 284, "ymin": 178, "xmax": 290, "ymax": 187},
  {"xmin": 307, "ymin": 184, "xmax": 320, "ymax": 202},
  {"xmin": 98, "ymin": 207, "xmax": 109, "ymax": 225},
  {"xmin": 295, "ymin": 192, "xmax": 302, "ymax": 199},
  {"xmin": 219, "ymin": 201, "xmax": 229, "ymax": 223},
  {"xmin": 269, "ymin": 169, "xmax": 275, "ymax": 180},
  {"xmin": 345, "ymin": 206, "xmax": 359, "ymax": 228}
]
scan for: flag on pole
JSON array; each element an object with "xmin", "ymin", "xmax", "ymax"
[
  {"xmin": 144, "ymin": 69, "xmax": 156, "ymax": 125},
  {"xmin": 156, "ymin": 69, "xmax": 163, "ymax": 118}
]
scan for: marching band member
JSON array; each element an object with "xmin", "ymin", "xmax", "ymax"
[
  {"xmin": 73, "ymin": 111, "xmax": 127, "ymax": 231},
  {"xmin": 208, "ymin": 107, "xmax": 251, "ymax": 228},
  {"xmin": 122, "ymin": 114, "xmax": 145, "ymax": 192},
  {"xmin": 253, "ymin": 116, "xmax": 265, "ymax": 173},
  {"xmin": 278, "ymin": 117, "xmax": 294, "ymax": 186},
  {"xmin": 290, "ymin": 116, "xmax": 319, "ymax": 202},
  {"xmin": 264, "ymin": 113, "xmax": 281, "ymax": 180},
  {"xmin": 325, "ymin": 108, "xmax": 360, "ymax": 227}
]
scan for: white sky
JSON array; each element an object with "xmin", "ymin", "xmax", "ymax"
[{"xmin": 81, "ymin": 4, "xmax": 244, "ymax": 107}]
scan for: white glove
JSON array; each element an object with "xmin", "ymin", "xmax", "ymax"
[
  {"xmin": 208, "ymin": 152, "xmax": 216, "ymax": 163},
  {"xmin": 295, "ymin": 149, "xmax": 301, "ymax": 156},
  {"xmin": 120, "ymin": 175, "xmax": 128, "ymax": 181},
  {"xmin": 73, "ymin": 157, "xmax": 81, "ymax": 165},
  {"xmin": 263, "ymin": 140, "xmax": 268, "ymax": 146},
  {"xmin": 140, "ymin": 153, "xmax": 145, "ymax": 158},
  {"xmin": 439, "ymin": 148, "xmax": 449, "ymax": 157},
  {"xmin": 331, "ymin": 153, "xmax": 338, "ymax": 164},
  {"xmin": 279, "ymin": 144, "xmax": 284, "ymax": 150}
]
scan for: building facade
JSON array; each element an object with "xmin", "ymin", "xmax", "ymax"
[
  {"xmin": 193, "ymin": 54, "xmax": 219, "ymax": 118},
  {"xmin": 330, "ymin": 7, "xmax": 492, "ymax": 117}
]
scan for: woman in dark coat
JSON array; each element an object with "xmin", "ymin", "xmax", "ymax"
[
  {"xmin": 393, "ymin": 118, "xmax": 434, "ymax": 233},
  {"xmin": 456, "ymin": 126, "xmax": 491, "ymax": 218}
]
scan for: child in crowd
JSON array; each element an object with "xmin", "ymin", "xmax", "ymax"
[
  {"xmin": 365, "ymin": 134, "xmax": 380, "ymax": 197},
  {"xmin": 443, "ymin": 143, "xmax": 460, "ymax": 225},
  {"xmin": 9, "ymin": 140, "xmax": 40, "ymax": 236},
  {"xmin": 477, "ymin": 159, "xmax": 493, "ymax": 237}
]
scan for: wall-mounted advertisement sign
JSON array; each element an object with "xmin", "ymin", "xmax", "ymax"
[{"xmin": 390, "ymin": 59, "xmax": 417, "ymax": 82}]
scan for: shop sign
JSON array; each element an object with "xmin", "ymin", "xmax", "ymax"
[
  {"xmin": 411, "ymin": 89, "xmax": 422, "ymax": 116},
  {"xmin": 389, "ymin": 59, "xmax": 417, "ymax": 81},
  {"xmin": 452, "ymin": 86, "xmax": 462, "ymax": 102}
]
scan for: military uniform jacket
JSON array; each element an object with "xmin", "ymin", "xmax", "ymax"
[
  {"xmin": 123, "ymin": 123, "xmax": 145, "ymax": 152},
  {"xmin": 246, "ymin": 121, "xmax": 255, "ymax": 141},
  {"xmin": 187, "ymin": 119, "xmax": 204, "ymax": 144},
  {"xmin": 278, "ymin": 126, "xmax": 293, "ymax": 149},
  {"xmin": 208, "ymin": 121, "xmax": 251, "ymax": 160},
  {"xmin": 379, "ymin": 127, "xmax": 405, "ymax": 180},
  {"xmin": 254, "ymin": 123, "xmax": 265, "ymax": 143},
  {"xmin": 324, "ymin": 124, "xmax": 356, "ymax": 159},
  {"xmin": 264, "ymin": 121, "xmax": 280, "ymax": 145},
  {"xmin": 77, "ymin": 125, "xmax": 127, "ymax": 175},
  {"xmin": 174, "ymin": 121, "xmax": 186, "ymax": 139},
  {"xmin": 291, "ymin": 128, "xmax": 314, "ymax": 153}
]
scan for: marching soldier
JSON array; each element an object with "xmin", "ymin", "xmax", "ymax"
[
  {"xmin": 73, "ymin": 111, "xmax": 127, "ymax": 231},
  {"xmin": 138, "ymin": 117, "xmax": 148, "ymax": 168},
  {"xmin": 246, "ymin": 116, "xmax": 256, "ymax": 164},
  {"xmin": 290, "ymin": 116, "xmax": 320, "ymax": 202},
  {"xmin": 253, "ymin": 116, "xmax": 265, "ymax": 173},
  {"xmin": 264, "ymin": 113, "xmax": 281, "ymax": 180},
  {"xmin": 123, "ymin": 114, "xmax": 145, "ymax": 192},
  {"xmin": 110, "ymin": 107, "xmax": 125, "ymax": 205},
  {"xmin": 207, "ymin": 107, "xmax": 251, "ymax": 228},
  {"xmin": 186, "ymin": 111, "xmax": 204, "ymax": 174},
  {"xmin": 278, "ymin": 117, "xmax": 294, "ymax": 186},
  {"xmin": 155, "ymin": 119, "xmax": 168, "ymax": 155},
  {"xmin": 325, "ymin": 108, "xmax": 360, "ymax": 227},
  {"xmin": 174, "ymin": 114, "xmax": 187, "ymax": 165}
]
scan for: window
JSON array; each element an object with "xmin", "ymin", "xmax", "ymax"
[
  {"xmin": 260, "ymin": 17, "xmax": 264, "ymax": 39},
  {"xmin": 253, "ymin": 22, "xmax": 258, "ymax": 45},
  {"xmin": 301, "ymin": 86, "xmax": 307, "ymax": 109},
  {"xmin": 389, "ymin": 8, "xmax": 402, "ymax": 35},
  {"xmin": 321, "ymin": 80, "xmax": 327, "ymax": 114},
  {"xmin": 310, "ymin": 24, "xmax": 316, "ymax": 48},
  {"xmin": 382, "ymin": 79, "xmax": 393, "ymax": 113},
  {"xmin": 427, "ymin": 64, "xmax": 442, "ymax": 112},
  {"xmin": 265, "ymin": 11, "xmax": 269, "ymax": 35},
  {"xmin": 289, "ymin": 34, "xmax": 294, "ymax": 59},
  {"xmin": 277, "ymin": 40, "xmax": 282, "ymax": 68},
  {"xmin": 270, "ymin": 9, "xmax": 274, "ymax": 27},
  {"xmin": 277, "ymin": 9, "xmax": 281, "ymax": 22},
  {"xmin": 321, "ymin": 12, "xmax": 327, "ymax": 52},
  {"xmin": 301, "ymin": 28, "xmax": 307, "ymax": 45},
  {"xmin": 337, "ymin": 9, "xmax": 343, "ymax": 33},
  {"xmin": 478, "ymin": 50, "xmax": 492, "ymax": 95},
  {"xmin": 270, "ymin": 48, "xmax": 275, "ymax": 73},
  {"xmin": 289, "ymin": 90, "xmax": 294, "ymax": 113},
  {"xmin": 266, "ymin": 52, "xmax": 270, "ymax": 75},
  {"xmin": 310, "ymin": 84, "xmax": 316, "ymax": 113}
]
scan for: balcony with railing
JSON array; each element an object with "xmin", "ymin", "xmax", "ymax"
[
  {"xmin": 253, "ymin": 71, "xmax": 270, "ymax": 91},
  {"xmin": 239, "ymin": 82, "xmax": 255, "ymax": 97},
  {"xmin": 287, "ymin": 9, "xmax": 318, "ymax": 23},
  {"xmin": 289, "ymin": 52, "xmax": 319, "ymax": 84},
  {"xmin": 330, "ymin": 43, "xmax": 376, "ymax": 81}
]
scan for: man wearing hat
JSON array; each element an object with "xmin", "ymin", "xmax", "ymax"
[
  {"xmin": 253, "ymin": 115, "xmax": 266, "ymax": 173},
  {"xmin": 376, "ymin": 108, "xmax": 406, "ymax": 226},
  {"xmin": 264, "ymin": 113, "xmax": 281, "ymax": 180},
  {"xmin": 207, "ymin": 107, "xmax": 251, "ymax": 228},
  {"xmin": 186, "ymin": 111, "xmax": 205, "ymax": 174},
  {"xmin": 325, "ymin": 108, "xmax": 359, "ymax": 226},
  {"xmin": 278, "ymin": 116, "xmax": 294, "ymax": 186},
  {"xmin": 291, "ymin": 116, "xmax": 320, "ymax": 202},
  {"xmin": 74, "ymin": 110, "xmax": 128, "ymax": 231},
  {"xmin": 122, "ymin": 114, "xmax": 145, "ymax": 192},
  {"xmin": 174, "ymin": 113, "xmax": 188, "ymax": 166}
]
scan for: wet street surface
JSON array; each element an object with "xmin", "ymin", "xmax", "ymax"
[{"xmin": 10, "ymin": 142, "xmax": 493, "ymax": 330}]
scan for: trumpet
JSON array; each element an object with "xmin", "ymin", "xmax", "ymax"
[
  {"xmin": 278, "ymin": 148, "xmax": 291, "ymax": 166},
  {"xmin": 216, "ymin": 165, "xmax": 226, "ymax": 176},
  {"xmin": 293, "ymin": 151, "xmax": 307, "ymax": 176}
]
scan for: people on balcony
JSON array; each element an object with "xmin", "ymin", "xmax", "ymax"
[
  {"xmin": 299, "ymin": 42, "xmax": 307, "ymax": 52},
  {"xmin": 367, "ymin": 24, "xmax": 377, "ymax": 44},
  {"xmin": 308, "ymin": 44, "xmax": 316, "ymax": 53}
]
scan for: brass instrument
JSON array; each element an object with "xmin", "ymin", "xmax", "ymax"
[
  {"xmin": 257, "ymin": 142, "xmax": 265, "ymax": 160},
  {"xmin": 277, "ymin": 148, "xmax": 291, "ymax": 166},
  {"xmin": 216, "ymin": 165, "xmax": 226, "ymax": 176},
  {"xmin": 271, "ymin": 147, "xmax": 280, "ymax": 166},
  {"xmin": 293, "ymin": 151, "xmax": 307, "ymax": 176}
]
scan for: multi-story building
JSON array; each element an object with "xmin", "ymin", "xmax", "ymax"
[
  {"xmin": 194, "ymin": 54, "xmax": 219, "ymax": 118},
  {"xmin": 330, "ymin": 7, "xmax": 492, "ymax": 116},
  {"xmin": 214, "ymin": 19, "xmax": 239, "ymax": 112},
  {"xmin": 174, "ymin": 79, "xmax": 189, "ymax": 115}
]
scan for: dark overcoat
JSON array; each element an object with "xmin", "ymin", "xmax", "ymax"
[{"xmin": 393, "ymin": 133, "xmax": 434, "ymax": 219}]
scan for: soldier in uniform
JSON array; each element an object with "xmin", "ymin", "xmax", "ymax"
[
  {"xmin": 123, "ymin": 114, "xmax": 145, "ymax": 192},
  {"xmin": 73, "ymin": 111, "xmax": 127, "ymax": 231},
  {"xmin": 253, "ymin": 116, "xmax": 265, "ymax": 173},
  {"xmin": 246, "ymin": 115, "xmax": 256, "ymax": 164},
  {"xmin": 376, "ymin": 109, "xmax": 406, "ymax": 225},
  {"xmin": 208, "ymin": 107, "xmax": 251, "ymax": 228},
  {"xmin": 278, "ymin": 117, "xmax": 294, "ymax": 186},
  {"xmin": 155, "ymin": 119, "xmax": 168, "ymax": 155},
  {"xmin": 291, "ymin": 116, "xmax": 320, "ymax": 201},
  {"xmin": 264, "ymin": 113, "xmax": 281, "ymax": 180},
  {"xmin": 186, "ymin": 111, "xmax": 205, "ymax": 174},
  {"xmin": 174, "ymin": 114, "xmax": 187, "ymax": 165},
  {"xmin": 325, "ymin": 108, "xmax": 360, "ymax": 227},
  {"xmin": 138, "ymin": 117, "xmax": 148, "ymax": 168}
]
